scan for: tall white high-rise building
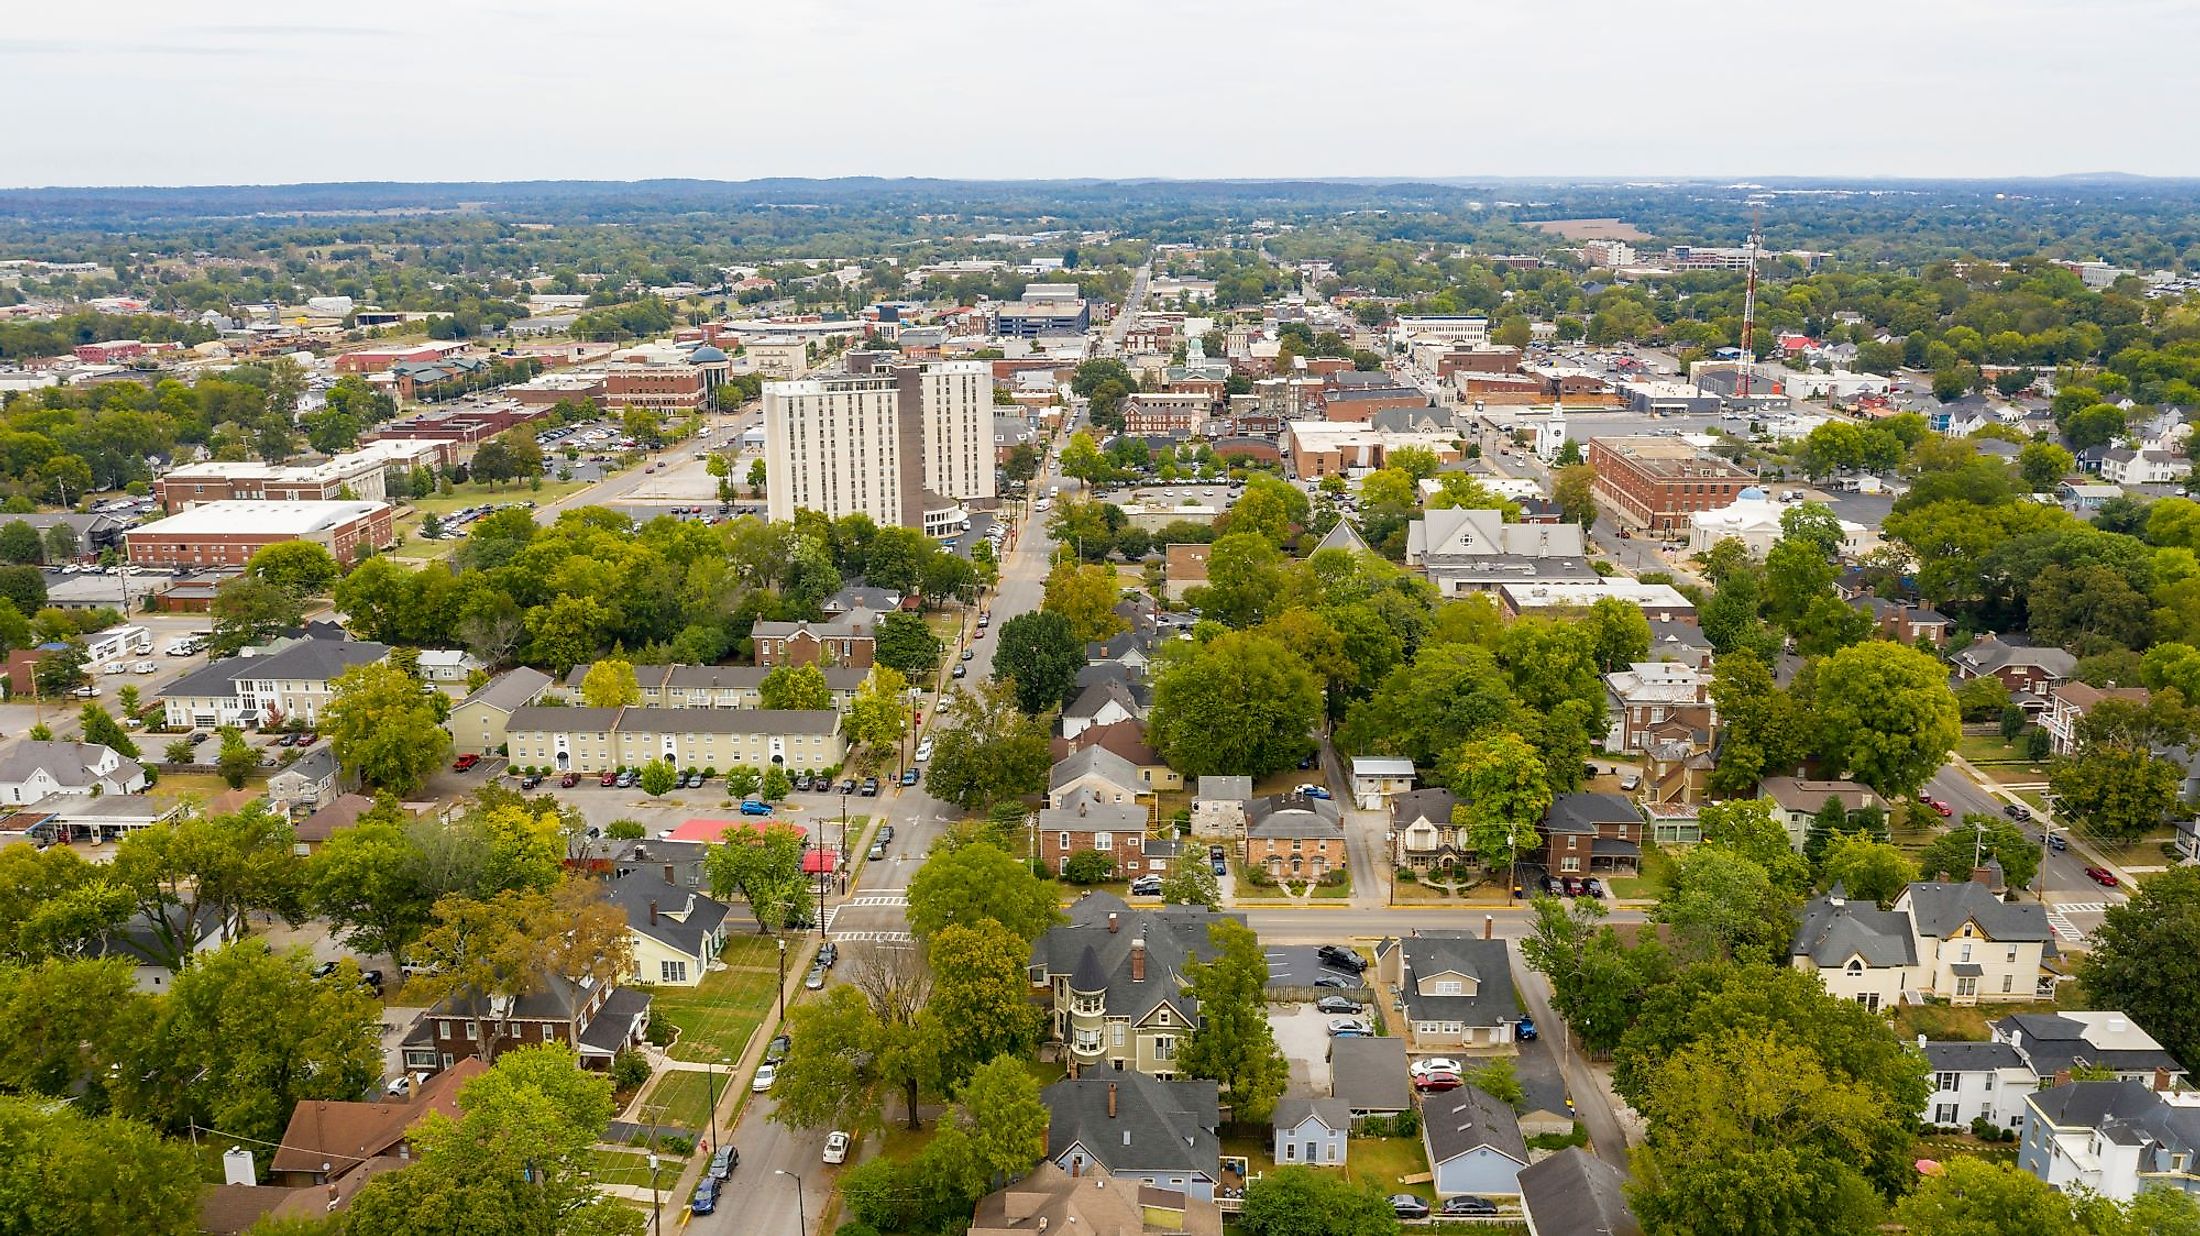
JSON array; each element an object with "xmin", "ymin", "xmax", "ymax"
[{"xmin": 763, "ymin": 360, "xmax": 994, "ymax": 535}]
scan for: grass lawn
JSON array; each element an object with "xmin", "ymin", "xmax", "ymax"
[
  {"xmin": 1224, "ymin": 1133, "xmax": 1435, "ymax": 1201},
  {"xmin": 635, "ymin": 1069, "xmax": 725, "ymax": 1132},
  {"xmin": 1893, "ymin": 998, "xmax": 2065, "ymax": 1042},
  {"xmin": 1609, "ymin": 844, "xmax": 1675, "ymax": 901},
  {"xmin": 148, "ymin": 771, "xmax": 263, "ymax": 805},
  {"xmin": 591, "ymin": 1148, "xmax": 681, "ymax": 1189},
  {"xmin": 646, "ymin": 935, "xmax": 788, "ymax": 1063},
  {"xmin": 1917, "ymin": 1134, "xmax": 2019, "ymax": 1167},
  {"xmin": 1955, "ymin": 734, "xmax": 2044, "ymax": 768},
  {"xmin": 404, "ymin": 478, "xmax": 594, "ymax": 517}
]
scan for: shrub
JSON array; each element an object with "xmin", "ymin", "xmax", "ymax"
[
  {"xmin": 607, "ymin": 819, "xmax": 646, "ymax": 841},
  {"xmin": 1319, "ymin": 869, "xmax": 1347, "ymax": 886},
  {"xmin": 659, "ymin": 1134, "xmax": 695, "ymax": 1156},
  {"xmin": 1063, "ymin": 850, "xmax": 1116, "ymax": 885},
  {"xmin": 610, "ymin": 1049, "xmax": 652, "ymax": 1092},
  {"xmin": 1395, "ymin": 866, "xmax": 1418, "ymax": 884}
]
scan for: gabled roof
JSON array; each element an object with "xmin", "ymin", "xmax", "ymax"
[
  {"xmin": 1421, "ymin": 1084, "xmax": 1527, "ymax": 1167},
  {"xmin": 1922, "ymin": 1040, "xmax": 2024, "ymax": 1073},
  {"xmin": 1044, "ymin": 1073, "xmax": 1220, "ymax": 1179},
  {"xmin": 1390, "ymin": 787, "xmax": 1458, "ymax": 829},
  {"xmin": 1544, "ymin": 792, "xmax": 1640, "ymax": 835},
  {"xmin": 604, "ymin": 868, "xmax": 730, "ymax": 956},
  {"xmin": 1040, "ymin": 792, "xmax": 1147, "ymax": 835},
  {"xmin": 164, "ymin": 640, "xmax": 391, "ymax": 700},
  {"xmin": 272, "ymin": 745, "xmax": 337, "ymax": 785},
  {"xmin": 1055, "ymin": 719, "xmax": 1166, "ymax": 768},
  {"xmin": 1313, "ymin": 519, "xmax": 1371, "ymax": 554},
  {"xmin": 1273, "ymin": 1096, "xmax": 1352, "ymax": 1133},
  {"xmin": 1955, "ymin": 634, "xmax": 2076, "ymax": 679},
  {"xmin": 2028, "ymin": 1080, "xmax": 2200, "ymax": 1156},
  {"xmin": 0, "ymin": 739, "xmax": 138, "ymax": 790},
  {"xmin": 1246, "ymin": 793, "xmax": 1341, "ymax": 839},
  {"xmin": 1034, "ymin": 892, "xmax": 1238, "ymax": 1023},
  {"xmin": 1327, "ymin": 1036, "xmax": 1412, "ymax": 1114},
  {"xmin": 457, "ymin": 666, "xmax": 552, "ymax": 714},
  {"xmin": 1396, "ymin": 933, "xmax": 1520, "ymax": 1028},
  {"xmin": 1791, "ymin": 894, "xmax": 1919, "ymax": 968},
  {"xmin": 272, "ymin": 1057, "xmax": 486, "ymax": 1179},
  {"xmin": 1518, "ymin": 1147, "xmax": 1640, "ymax": 1236},
  {"xmin": 1898, "ymin": 882, "xmax": 2052, "ymax": 944},
  {"xmin": 1195, "ymin": 775, "xmax": 1252, "ymax": 803},
  {"xmin": 1065, "ymin": 679, "xmax": 1141, "ymax": 722},
  {"xmin": 1050, "ymin": 744, "xmax": 1144, "ymax": 795}
]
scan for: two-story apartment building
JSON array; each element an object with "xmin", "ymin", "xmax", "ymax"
[
  {"xmin": 1921, "ymin": 1039, "xmax": 2034, "ymax": 1130},
  {"xmin": 559, "ymin": 662, "xmax": 870, "ymax": 710},
  {"xmin": 1375, "ymin": 931, "xmax": 1526, "ymax": 1050},
  {"xmin": 448, "ymin": 667, "xmax": 553, "ymax": 757},
  {"xmin": 161, "ymin": 639, "xmax": 392, "ymax": 730},
  {"xmin": 1038, "ymin": 793, "xmax": 1152, "ymax": 879},
  {"xmin": 1603, "ymin": 661, "xmax": 1714, "ymax": 753},
  {"xmin": 1042, "ymin": 1074, "xmax": 1222, "ymax": 1204},
  {"xmin": 1538, "ymin": 792, "xmax": 1643, "ymax": 877},
  {"xmin": 1030, "ymin": 893, "xmax": 1236, "ymax": 1079},
  {"xmin": 1244, "ymin": 793, "xmax": 1345, "ymax": 881},
  {"xmin": 2020, "ymin": 1080, "xmax": 2200, "ymax": 1202},
  {"xmin": 750, "ymin": 611, "xmax": 878, "ymax": 669},
  {"xmin": 399, "ymin": 974, "xmax": 651, "ymax": 1076},
  {"xmin": 502, "ymin": 706, "xmax": 846, "ymax": 774},
  {"xmin": 1790, "ymin": 881, "xmax": 2054, "ymax": 1010}
]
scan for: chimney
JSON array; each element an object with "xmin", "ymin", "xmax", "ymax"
[
  {"xmin": 1131, "ymin": 938, "xmax": 1146, "ymax": 982},
  {"xmin": 2157, "ymin": 1067, "xmax": 2174, "ymax": 1093},
  {"xmin": 2054, "ymin": 1069, "xmax": 2073, "ymax": 1088},
  {"xmin": 648, "ymin": 900, "xmax": 658, "ymax": 926},
  {"xmin": 2110, "ymin": 1015, "xmax": 2128, "ymax": 1034},
  {"xmin": 1107, "ymin": 1082, "xmax": 1118, "ymax": 1118},
  {"xmin": 664, "ymin": 863, "xmax": 676, "ymax": 885},
  {"xmin": 1917, "ymin": 1033, "xmax": 1928, "ymax": 1049},
  {"xmin": 1484, "ymin": 914, "xmax": 1493, "ymax": 940},
  {"xmin": 1108, "ymin": 912, "xmax": 1119, "ymax": 934},
  {"xmin": 1970, "ymin": 866, "xmax": 1996, "ymax": 887},
  {"xmin": 221, "ymin": 1147, "xmax": 256, "ymax": 1187}
]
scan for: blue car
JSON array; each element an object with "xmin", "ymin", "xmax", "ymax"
[
  {"xmin": 1516, "ymin": 1016, "xmax": 1538, "ymax": 1042},
  {"xmin": 739, "ymin": 799, "xmax": 771, "ymax": 816},
  {"xmin": 692, "ymin": 1178, "xmax": 718, "ymax": 1215}
]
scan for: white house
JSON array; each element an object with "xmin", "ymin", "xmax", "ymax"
[
  {"xmin": 2019, "ymin": 1080, "xmax": 2200, "ymax": 1202},
  {"xmin": 2099, "ymin": 447, "xmax": 2186, "ymax": 486},
  {"xmin": 1791, "ymin": 881, "xmax": 2054, "ymax": 1011},
  {"xmin": 160, "ymin": 639, "xmax": 391, "ymax": 729},
  {"xmin": 0, "ymin": 739, "xmax": 148, "ymax": 806},
  {"xmin": 1920, "ymin": 1038, "xmax": 2034, "ymax": 1131},
  {"xmin": 1272, "ymin": 1097, "xmax": 1351, "ymax": 1168},
  {"xmin": 1349, "ymin": 757, "xmax": 1415, "ymax": 809}
]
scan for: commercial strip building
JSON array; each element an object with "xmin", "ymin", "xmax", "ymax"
[
  {"xmin": 125, "ymin": 500, "xmax": 394, "ymax": 568},
  {"xmin": 1588, "ymin": 436, "xmax": 1758, "ymax": 533},
  {"xmin": 153, "ymin": 440, "xmax": 447, "ymax": 512},
  {"xmin": 501, "ymin": 705, "xmax": 846, "ymax": 774},
  {"xmin": 762, "ymin": 360, "xmax": 995, "ymax": 535}
]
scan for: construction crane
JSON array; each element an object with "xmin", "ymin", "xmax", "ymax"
[{"xmin": 1736, "ymin": 203, "xmax": 1763, "ymax": 401}]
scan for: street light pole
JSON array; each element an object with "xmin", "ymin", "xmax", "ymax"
[
  {"xmin": 776, "ymin": 1169, "xmax": 807, "ymax": 1236},
  {"xmin": 776, "ymin": 937, "xmax": 786, "ymax": 1025},
  {"xmin": 704, "ymin": 1054, "xmax": 720, "ymax": 1154},
  {"xmin": 647, "ymin": 1152, "xmax": 662, "ymax": 1236}
]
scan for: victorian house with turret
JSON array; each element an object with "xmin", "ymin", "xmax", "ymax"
[{"xmin": 1028, "ymin": 892, "xmax": 1242, "ymax": 1080}]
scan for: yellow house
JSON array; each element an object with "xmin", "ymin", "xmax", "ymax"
[
  {"xmin": 448, "ymin": 667, "xmax": 553, "ymax": 757},
  {"xmin": 608, "ymin": 869, "xmax": 730, "ymax": 988}
]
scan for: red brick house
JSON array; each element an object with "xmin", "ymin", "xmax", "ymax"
[
  {"xmin": 1244, "ymin": 793, "xmax": 1345, "ymax": 880},
  {"xmin": 750, "ymin": 612, "xmax": 878, "ymax": 669}
]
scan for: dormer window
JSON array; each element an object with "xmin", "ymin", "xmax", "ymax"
[{"xmin": 1845, "ymin": 958, "xmax": 1865, "ymax": 975}]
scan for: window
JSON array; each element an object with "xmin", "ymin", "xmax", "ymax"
[
  {"xmin": 542, "ymin": 1023, "xmax": 555, "ymax": 1041},
  {"xmin": 1431, "ymin": 981, "xmax": 1463, "ymax": 995},
  {"xmin": 2006, "ymin": 946, "xmax": 2018, "ymax": 963},
  {"xmin": 1956, "ymin": 976, "xmax": 1979, "ymax": 998},
  {"xmin": 1560, "ymin": 857, "xmax": 1581, "ymax": 872},
  {"xmin": 2003, "ymin": 974, "xmax": 2014, "ymax": 994},
  {"xmin": 1112, "ymin": 1024, "xmax": 1125, "ymax": 1047},
  {"xmin": 437, "ymin": 1020, "xmax": 452, "ymax": 1039},
  {"xmin": 1935, "ymin": 1072, "xmax": 1959, "ymax": 1093},
  {"xmin": 1845, "ymin": 959, "xmax": 1865, "ymax": 975},
  {"xmin": 1284, "ymin": 1141, "xmax": 1297, "ymax": 1162},
  {"xmin": 1958, "ymin": 943, "xmax": 1972, "ymax": 963},
  {"xmin": 465, "ymin": 1021, "xmax": 479, "ymax": 1040},
  {"xmin": 661, "ymin": 960, "xmax": 689, "ymax": 983},
  {"xmin": 1156, "ymin": 1036, "xmax": 1176, "ymax": 1061}
]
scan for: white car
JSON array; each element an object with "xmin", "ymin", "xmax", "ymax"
[
  {"xmin": 1326, "ymin": 1017, "xmax": 1373, "ymax": 1037},
  {"xmin": 1410, "ymin": 1058, "xmax": 1463, "ymax": 1078},
  {"xmin": 822, "ymin": 1131, "xmax": 851, "ymax": 1164},
  {"xmin": 133, "ymin": 661, "xmax": 156, "ymax": 674},
  {"xmin": 914, "ymin": 742, "xmax": 934, "ymax": 763},
  {"xmin": 102, "ymin": 662, "xmax": 127, "ymax": 675},
  {"xmin": 69, "ymin": 684, "xmax": 99, "ymax": 698},
  {"xmin": 751, "ymin": 1063, "xmax": 777, "ymax": 1093}
]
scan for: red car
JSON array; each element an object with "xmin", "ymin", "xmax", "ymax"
[
  {"xmin": 560, "ymin": 772, "xmax": 579, "ymax": 788},
  {"xmin": 1918, "ymin": 794, "xmax": 1952, "ymax": 817},
  {"xmin": 451, "ymin": 753, "xmax": 480, "ymax": 772},
  {"xmin": 1413, "ymin": 1071, "xmax": 1463, "ymax": 1093},
  {"xmin": 2086, "ymin": 867, "xmax": 2121, "ymax": 888},
  {"xmin": 600, "ymin": 771, "xmax": 619, "ymax": 787}
]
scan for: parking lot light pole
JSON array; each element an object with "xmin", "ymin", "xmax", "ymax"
[{"xmin": 776, "ymin": 937, "xmax": 786, "ymax": 1025}]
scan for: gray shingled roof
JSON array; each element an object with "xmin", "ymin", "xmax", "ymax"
[
  {"xmin": 1035, "ymin": 892, "xmax": 1238, "ymax": 1023},
  {"xmin": 1791, "ymin": 894, "xmax": 1919, "ymax": 968},
  {"xmin": 1545, "ymin": 792, "xmax": 1639, "ymax": 835},
  {"xmin": 459, "ymin": 666, "xmax": 552, "ymax": 714},
  {"xmin": 1246, "ymin": 793, "xmax": 1341, "ymax": 839},
  {"xmin": 1273, "ymin": 1096, "xmax": 1352, "ymax": 1133},
  {"xmin": 1040, "ymin": 793, "xmax": 1146, "ymax": 835},
  {"xmin": 1518, "ymin": 1147, "xmax": 1640, "ymax": 1236},
  {"xmin": 1422, "ymin": 1084, "xmax": 1527, "ymax": 1167},
  {"xmin": 1396, "ymin": 933, "xmax": 1521, "ymax": 1029},
  {"xmin": 1050, "ymin": 744, "xmax": 1143, "ymax": 795},
  {"xmin": 1922, "ymin": 1040, "xmax": 2024, "ymax": 1073},
  {"xmin": 1390, "ymin": 788, "xmax": 1458, "ymax": 828},
  {"xmin": 1902, "ymin": 882, "xmax": 2052, "ymax": 943},
  {"xmin": 1043, "ymin": 1074, "xmax": 1220, "ymax": 1179},
  {"xmin": 164, "ymin": 639, "xmax": 390, "ymax": 699},
  {"xmin": 603, "ymin": 869, "xmax": 729, "ymax": 957},
  {"xmin": 1327, "ymin": 1036, "xmax": 1411, "ymax": 1114}
]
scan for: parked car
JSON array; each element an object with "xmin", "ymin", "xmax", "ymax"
[
  {"xmin": 451, "ymin": 754, "xmax": 481, "ymax": 772},
  {"xmin": 1389, "ymin": 1195, "xmax": 1430, "ymax": 1220},
  {"xmin": 1562, "ymin": 876, "xmax": 1584, "ymax": 897},
  {"xmin": 899, "ymin": 768, "xmax": 919, "ymax": 786},
  {"xmin": 764, "ymin": 1034, "xmax": 791, "ymax": 1065},
  {"xmin": 1581, "ymin": 877, "xmax": 1605, "ymax": 899},
  {"xmin": 2048, "ymin": 833, "xmax": 2068, "ymax": 852},
  {"xmin": 277, "ymin": 733, "xmax": 298, "ymax": 747},
  {"xmin": 792, "ymin": 773, "xmax": 813, "ymax": 791},
  {"xmin": 1211, "ymin": 856, "xmax": 1228, "ymax": 876},
  {"xmin": 1316, "ymin": 996, "xmax": 1363, "ymax": 1015},
  {"xmin": 1312, "ymin": 974, "xmax": 1354, "ymax": 988},
  {"xmin": 951, "ymin": 663, "xmax": 967, "ymax": 678},
  {"xmin": 1292, "ymin": 783, "xmax": 1333, "ymax": 800},
  {"xmin": 519, "ymin": 774, "xmax": 544, "ymax": 790},
  {"xmin": 1128, "ymin": 875, "xmax": 1163, "ymax": 896},
  {"xmin": 560, "ymin": 772, "xmax": 579, "ymax": 788},
  {"xmin": 1317, "ymin": 944, "xmax": 1366, "ymax": 973},
  {"xmin": 616, "ymin": 770, "xmax": 638, "ymax": 788},
  {"xmin": 1409, "ymin": 1058, "xmax": 1462, "ymax": 1078},
  {"xmin": 1921, "ymin": 794, "xmax": 1953, "ymax": 818},
  {"xmin": 310, "ymin": 960, "xmax": 339, "ymax": 979},
  {"xmin": 751, "ymin": 1063, "xmax": 778, "ymax": 1092},
  {"xmin": 709, "ymin": 1146, "xmax": 738, "ymax": 1180},
  {"xmin": 740, "ymin": 799, "xmax": 772, "ymax": 816},
  {"xmin": 1516, "ymin": 1016, "xmax": 1538, "ymax": 1042},
  {"xmin": 869, "ymin": 840, "xmax": 886, "ymax": 861},
  {"xmin": 838, "ymin": 778, "xmax": 858, "ymax": 795},
  {"xmin": 860, "ymin": 777, "xmax": 880, "ymax": 797},
  {"xmin": 817, "ymin": 942, "xmax": 838, "ymax": 968},
  {"xmin": 1326, "ymin": 1017, "xmax": 1373, "ymax": 1037},
  {"xmin": 959, "ymin": 649, "xmax": 974, "ymax": 662},
  {"xmin": 600, "ymin": 772, "xmax": 619, "ymax": 787},
  {"xmin": 1440, "ymin": 1196, "xmax": 1498, "ymax": 1217},
  {"xmin": 823, "ymin": 1131, "xmax": 851, "ymax": 1165},
  {"xmin": 1413, "ymin": 1070, "xmax": 1463, "ymax": 1093},
  {"xmin": 878, "ymin": 825, "xmax": 894, "ymax": 844},
  {"xmin": 691, "ymin": 1179, "xmax": 718, "ymax": 1216},
  {"xmin": 2004, "ymin": 802, "xmax": 2032, "ymax": 821},
  {"xmin": 804, "ymin": 962, "xmax": 827, "ymax": 990},
  {"xmin": 1544, "ymin": 876, "xmax": 1565, "ymax": 896},
  {"xmin": 2086, "ymin": 866, "xmax": 2121, "ymax": 888}
]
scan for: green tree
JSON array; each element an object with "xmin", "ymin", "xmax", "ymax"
[
  {"xmin": 1340, "ymin": 642, "xmax": 1517, "ymax": 767},
  {"xmin": 2079, "ymin": 867, "xmax": 2200, "ymax": 1074},
  {"xmin": 1708, "ymin": 652, "xmax": 1814, "ymax": 795},
  {"xmin": 244, "ymin": 540, "xmax": 341, "ymax": 596},
  {"xmin": 345, "ymin": 1044, "xmax": 640, "ymax": 1236},
  {"xmin": 2018, "ymin": 441, "xmax": 2077, "ymax": 492},
  {"xmin": 1062, "ymin": 849, "xmax": 1115, "ymax": 884},
  {"xmin": 771, "ymin": 983, "xmax": 893, "ymax": 1133},
  {"xmin": 992, "ymin": 610, "xmax": 1082, "ymax": 715},
  {"xmin": 578, "ymin": 658, "xmax": 641, "ymax": 708},
  {"xmin": 1240, "ymin": 1166, "xmax": 1402, "ymax": 1236},
  {"xmin": 216, "ymin": 724, "xmax": 258, "ymax": 788},
  {"xmin": 760, "ymin": 763, "xmax": 793, "ymax": 801},
  {"xmin": 76, "ymin": 703, "xmax": 138, "ymax": 759},
  {"xmin": 874, "ymin": 611, "xmax": 944, "ymax": 678},
  {"xmin": 208, "ymin": 575, "xmax": 305, "ymax": 657},
  {"xmin": 1654, "ymin": 845, "xmax": 1799, "ymax": 965},
  {"xmin": 1444, "ymin": 733, "xmax": 1550, "ymax": 881},
  {"xmin": 325, "ymin": 661, "xmax": 453, "ymax": 796},
  {"xmin": 40, "ymin": 522, "xmax": 78, "ymax": 564},
  {"xmin": 906, "ymin": 841, "xmax": 1059, "ymax": 946},
  {"xmin": 1892, "ymin": 1156, "xmax": 2082, "ymax": 1236},
  {"xmin": 1042, "ymin": 559, "xmax": 1128, "ymax": 645},
  {"xmin": 1180, "ymin": 919, "xmax": 1290, "ymax": 1122},
  {"xmin": 1818, "ymin": 832, "xmax": 1916, "ymax": 905},
  {"xmin": 703, "ymin": 819, "xmax": 808, "ymax": 932},
  {"xmin": 637, "ymin": 758, "xmax": 677, "ymax": 797},
  {"xmin": 1189, "ymin": 532, "xmax": 1289, "ymax": 628},
  {"xmin": 846, "ymin": 665, "xmax": 909, "ymax": 753},
  {"xmin": 0, "ymin": 957, "xmax": 151, "ymax": 1100},
  {"xmin": 1914, "ymin": 813, "xmax": 2041, "ymax": 890},
  {"xmin": 926, "ymin": 920, "xmax": 1044, "ymax": 1087},
  {"xmin": 1058, "ymin": 430, "xmax": 1109, "ymax": 485},
  {"xmin": 1584, "ymin": 595, "xmax": 1652, "ymax": 672},
  {"xmin": 1554, "ymin": 462, "xmax": 1598, "ymax": 526},
  {"xmin": 1696, "ymin": 797, "xmax": 1811, "ymax": 892},
  {"xmin": 305, "ymin": 808, "xmax": 436, "ymax": 972},
  {"xmin": 724, "ymin": 764, "xmax": 761, "ymax": 799},
  {"xmin": 0, "ymin": 1096, "xmax": 202, "ymax": 1236},
  {"xmin": 1159, "ymin": 861, "xmax": 1222, "ymax": 908},
  {"xmin": 1148, "ymin": 630, "xmax": 1322, "ymax": 778},
  {"xmin": 111, "ymin": 804, "xmax": 300, "ymax": 968},
  {"xmin": 1810, "ymin": 641, "xmax": 1961, "ymax": 798},
  {"xmin": 133, "ymin": 943, "xmax": 382, "ymax": 1149},
  {"xmin": 921, "ymin": 680, "xmax": 1053, "ymax": 812},
  {"xmin": 0, "ymin": 521, "xmax": 42, "ymax": 565},
  {"xmin": 1521, "ymin": 894, "xmax": 1670, "ymax": 1054}
]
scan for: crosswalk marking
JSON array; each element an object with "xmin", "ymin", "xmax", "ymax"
[
  {"xmin": 2045, "ymin": 910, "xmax": 2083, "ymax": 944},
  {"xmin": 831, "ymin": 930, "xmax": 915, "ymax": 943},
  {"xmin": 2053, "ymin": 901, "xmax": 2109, "ymax": 915},
  {"xmin": 849, "ymin": 893, "xmax": 907, "ymax": 907}
]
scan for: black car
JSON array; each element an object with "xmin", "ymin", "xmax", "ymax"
[
  {"xmin": 519, "ymin": 774, "xmax": 544, "ymax": 790},
  {"xmin": 359, "ymin": 969, "xmax": 385, "ymax": 994},
  {"xmin": 1440, "ymin": 1196, "xmax": 1497, "ymax": 1216},
  {"xmin": 764, "ymin": 1034, "xmax": 791, "ymax": 1065},
  {"xmin": 1312, "ymin": 974, "xmax": 1353, "ymax": 988},
  {"xmin": 1316, "ymin": 944, "xmax": 1366, "ymax": 973},
  {"xmin": 310, "ymin": 961, "xmax": 339, "ymax": 979},
  {"xmin": 1389, "ymin": 1195, "xmax": 1429, "ymax": 1220},
  {"xmin": 1315, "ymin": 995, "xmax": 1362, "ymax": 1015},
  {"xmin": 859, "ymin": 777, "xmax": 880, "ymax": 797},
  {"xmin": 817, "ymin": 942, "xmax": 839, "ymax": 968}
]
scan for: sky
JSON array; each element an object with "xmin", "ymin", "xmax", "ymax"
[{"xmin": 3, "ymin": 0, "xmax": 2196, "ymax": 188}]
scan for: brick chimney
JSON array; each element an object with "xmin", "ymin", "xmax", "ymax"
[
  {"xmin": 2157, "ymin": 1067, "xmax": 2174, "ymax": 1092},
  {"xmin": 1107, "ymin": 912, "xmax": 1119, "ymax": 934},
  {"xmin": 1970, "ymin": 866, "xmax": 1996, "ymax": 887},
  {"xmin": 2054, "ymin": 1069, "xmax": 2073, "ymax": 1088},
  {"xmin": 1107, "ymin": 1082, "xmax": 1117, "ymax": 1118},
  {"xmin": 648, "ymin": 900, "xmax": 658, "ymax": 926},
  {"xmin": 1131, "ymin": 937, "xmax": 1146, "ymax": 982},
  {"xmin": 1484, "ymin": 914, "xmax": 1493, "ymax": 940}
]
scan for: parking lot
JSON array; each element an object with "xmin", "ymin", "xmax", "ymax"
[{"xmin": 1267, "ymin": 1004, "xmax": 1344, "ymax": 1094}]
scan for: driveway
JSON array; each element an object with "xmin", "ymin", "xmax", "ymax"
[{"xmin": 1267, "ymin": 1004, "xmax": 1340, "ymax": 1095}]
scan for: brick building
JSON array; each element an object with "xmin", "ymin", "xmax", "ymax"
[
  {"xmin": 124, "ymin": 500, "xmax": 393, "ymax": 568},
  {"xmin": 605, "ymin": 359, "xmax": 706, "ymax": 413},
  {"xmin": 1587, "ymin": 436, "xmax": 1757, "ymax": 532},
  {"xmin": 1244, "ymin": 793, "xmax": 1345, "ymax": 880},
  {"xmin": 749, "ymin": 612, "xmax": 878, "ymax": 669}
]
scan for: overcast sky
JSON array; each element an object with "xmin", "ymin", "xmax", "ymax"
[{"xmin": 4, "ymin": 1, "xmax": 2195, "ymax": 188}]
